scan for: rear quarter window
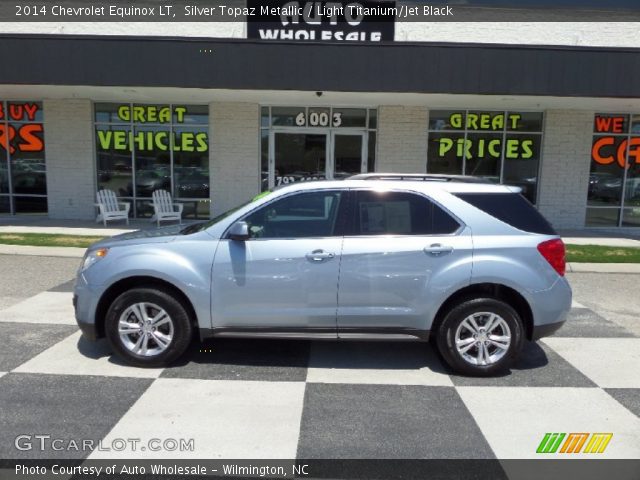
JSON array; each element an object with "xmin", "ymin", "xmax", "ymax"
[{"xmin": 455, "ymin": 193, "xmax": 556, "ymax": 235}]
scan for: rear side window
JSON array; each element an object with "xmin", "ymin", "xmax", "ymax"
[
  {"xmin": 350, "ymin": 190, "xmax": 460, "ymax": 236},
  {"xmin": 455, "ymin": 193, "xmax": 556, "ymax": 235}
]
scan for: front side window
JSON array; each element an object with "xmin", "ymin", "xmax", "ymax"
[
  {"xmin": 243, "ymin": 190, "xmax": 343, "ymax": 239},
  {"xmin": 351, "ymin": 190, "xmax": 459, "ymax": 236}
]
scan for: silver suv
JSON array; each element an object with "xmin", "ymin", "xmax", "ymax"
[{"xmin": 74, "ymin": 174, "xmax": 572, "ymax": 376}]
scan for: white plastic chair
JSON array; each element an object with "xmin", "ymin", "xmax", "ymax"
[
  {"xmin": 151, "ymin": 189, "xmax": 183, "ymax": 227},
  {"xmin": 95, "ymin": 189, "xmax": 130, "ymax": 226}
]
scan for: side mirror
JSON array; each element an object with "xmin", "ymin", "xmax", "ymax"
[{"xmin": 228, "ymin": 221, "xmax": 250, "ymax": 241}]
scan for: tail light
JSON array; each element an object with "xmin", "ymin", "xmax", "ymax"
[{"xmin": 537, "ymin": 239, "xmax": 566, "ymax": 276}]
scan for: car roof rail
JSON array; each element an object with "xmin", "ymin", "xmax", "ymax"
[{"xmin": 347, "ymin": 173, "xmax": 492, "ymax": 183}]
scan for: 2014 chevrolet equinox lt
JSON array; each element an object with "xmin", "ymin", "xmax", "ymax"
[{"xmin": 74, "ymin": 174, "xmax": 572, "ymax": 376}]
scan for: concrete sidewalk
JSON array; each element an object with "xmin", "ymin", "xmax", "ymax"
[
  {"xmin": 0, "ymin": 217, "xmax": 200, "ymax": 237},
  {"xmin": 0, "ymin": 244, "xmax": 87, "ymax": 258},
  {"xmin": 0, "ymin": 225, "xmax": 133, "ymax": 237}
]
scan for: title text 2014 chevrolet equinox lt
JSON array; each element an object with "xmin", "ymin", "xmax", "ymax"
[{"xmin": 74, "ymin": 174, "xmax": 571, "ymax": 376}]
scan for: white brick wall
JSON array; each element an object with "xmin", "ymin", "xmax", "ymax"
[
  {"xmin": 377, "ymin": 106, "xmax": 428, "ymax": 173},
  {"xmin": 43, "ymin": 99, "xmax": 96, "ymax": 220},
  {"xmin": 210, "ymin": 102, "xmax": 260, "ymax": 216},
  {"xmin": 537, "ymin": 110, "xmax": 594, "ymax": 229}
]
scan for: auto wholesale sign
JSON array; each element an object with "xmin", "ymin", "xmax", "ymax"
[{"xmin": 247, "ymin": 1, "xmax": 396, "ymax": 43}]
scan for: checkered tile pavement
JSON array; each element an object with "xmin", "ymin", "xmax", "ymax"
[{"xmin": 0, "ymin": 281, "xmax": 639, "ymax": 461}]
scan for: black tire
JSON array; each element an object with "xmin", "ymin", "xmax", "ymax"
[
  {"xmin": 105, "ymin": 287, "xmax": 193, "ymax": 368},
  {"xmin": 435, "ymin": 297, "xmax": 524, "ymax": 377}
]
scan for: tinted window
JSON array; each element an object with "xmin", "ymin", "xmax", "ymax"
[
  {"xmin": 433, "ymin": 203, "xmax": 462, "ymax": 234},
  {"xmin": 243, "ymin": 190, "xmax": 343, "ymax": 239},
  {"xmin": 456, "ymin": 192, "xmax": 556, "ymax": 235},
  {"xmin": 351, "ymin": 190, "xmax": 460, "ymax": 236}
]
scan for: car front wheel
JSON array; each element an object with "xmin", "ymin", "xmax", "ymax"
[
  {"xmin": 436, "ymin": 297, "xmax": 524, "ymax": 377},
  {"xmin": 105, "ymin": 287, "xmax": 193, "ymax": 368}
]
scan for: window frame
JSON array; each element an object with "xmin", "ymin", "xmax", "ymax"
[{"xmin": 343, "ymin": 188, "xmax": 464, "ymax": 238}]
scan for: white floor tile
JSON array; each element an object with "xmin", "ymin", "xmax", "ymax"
[
  {"xmin": 543, "ymin": 338, "xmax": 640, "ymax": 388},
  {"xmin": 0, "ymin": 292, "xmax": 76, "ymax": 325},
  {"xmin": 89, "ymin": 378, "xmax": 306, "ymax": 459},
  {"xmin": 13, "ymin": 331, "xmax": 162, "ymax": 379},
  {"xmin": 457, "ymin": 387, "xmax": 640, "ymax": 459},
  {"xmin": 306, "ymin": 342, "xmax": 453, "ymax": 386}
]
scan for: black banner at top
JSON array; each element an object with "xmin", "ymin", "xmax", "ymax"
[{"xmin": 246, "ymin": 1, "xmax": 396, "ymax": 43}]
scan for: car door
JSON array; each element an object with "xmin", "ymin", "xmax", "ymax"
[
  {"xmin": 337, "ymin": 189, "xmax": 473, "ymax": 335},
  {"xmin": 211, "ymin": 189, "xmax": 346, "ymax": 334}
]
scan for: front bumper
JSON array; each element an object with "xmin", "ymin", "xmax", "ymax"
[{"xmin": 73, "ymin": 273, "xmax": 103, "ymax": 341}]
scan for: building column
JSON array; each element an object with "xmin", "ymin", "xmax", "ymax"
[
  {"xmin": 537, "ymin": 110, "xmax": 594, "ymax": 229},
  {"xmin": 376, "ymin": 106, "xmax": 428, "ymax": 173},
  {"xmin": 209, "ymin": 102, "xmax": 260, "ymax": 217},
  {"xmin": 43, "ymin": 99, "xmax": 96, "ymax": 220}
]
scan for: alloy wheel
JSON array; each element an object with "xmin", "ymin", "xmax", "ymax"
[
  {"xmin": 118, "ymin": 302, "xmax": 174, "ymax": 357},
  {"xmin": 454, "ymin": 312, "xmax": 512, "ymax": 366}
]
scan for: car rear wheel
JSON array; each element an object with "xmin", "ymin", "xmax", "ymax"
[
  {"xmin": 105, "ymin": 287, "xmax": 193, "ymax": 368},
  {"xmin": 435, "ymin": 297, "xmax": 524, "ymax": 377}
]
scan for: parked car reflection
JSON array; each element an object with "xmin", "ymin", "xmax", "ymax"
[
  {"xmin": 134, "ymin": 170, "xmax": 171, "ymax": 197},
  {"xmin": 590, "ymin": 175, "xmax": 640, "ymax": 203},
  {"xmin": 177, "ymin": 172, "xmax": 209, "ymax": 198}
]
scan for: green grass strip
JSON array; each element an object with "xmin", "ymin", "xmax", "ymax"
[
  {"xmin": 565, "ymin": 244, "xmax": 640, "ymax": 263},
  {"xmin": 0, "ymin": 233, "xmax": 105, "ymax": 248}
]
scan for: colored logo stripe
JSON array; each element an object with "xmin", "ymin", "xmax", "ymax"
[
  {"xmin": 537, "ymin": 433, "xmax": 613, "ymax": 454},
  {"xmin": 583, "ymin": 433, "xmax": 613, "ymax": 454},
  {"xmin": 537, "ymin": 433, "xmax": 566, "ymax": 453},
  {"xmin": 560, "ymin": 433, "xmax": 589, "ymax": 453}
]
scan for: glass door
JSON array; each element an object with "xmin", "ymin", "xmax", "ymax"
[
  {"xmin": 331, "ymin": 132, "xmax": 366, "ymax": 180},
  {"xmin": 271, "ymin": 132, "xmax": 327, "ymax": 189}
]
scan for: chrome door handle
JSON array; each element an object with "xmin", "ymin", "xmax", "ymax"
[
  {"xmin": 424, "ymin": 244, "xmax": 454, "ymax": 256},
  {"xmin": 306, "ymin": 250, "xmax": 335, "ymax": 262}
]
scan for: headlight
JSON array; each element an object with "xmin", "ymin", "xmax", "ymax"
[{"xmin": 81, "ymin": 248, "xmax": 109, "ymax": 271}]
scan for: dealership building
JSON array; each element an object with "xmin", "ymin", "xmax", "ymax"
[{"xmin": 1, "ymin": 3, "xmax": 640, "ymax": 229}]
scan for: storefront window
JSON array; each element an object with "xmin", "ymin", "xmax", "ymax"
[
  {"xmin": 95, "ymin": 103, "xmax": 209, "ymax": 218},
  {"xmin": 587, "ymin": 113, "xmax": 640, "ymax": 227},
  {"xmin": 0, "ymin": 101, "xmax": 46, "ymax": 215},
  {"xmin": 260, "ymin": 106, "xmax": 377, "ymax": 191},
  {"xmin": 427, "ymin": 110, "xmax": 543, "ymax": 203}
]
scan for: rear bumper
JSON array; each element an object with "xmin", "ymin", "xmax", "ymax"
[{"xmin": 529, "ymin": 276, "xmax": 572, "ymax": 340}]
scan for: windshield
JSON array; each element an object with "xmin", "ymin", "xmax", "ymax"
[{"xmin": 180, "ymin": 190, "xmax": 273, "ymax": 234}]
